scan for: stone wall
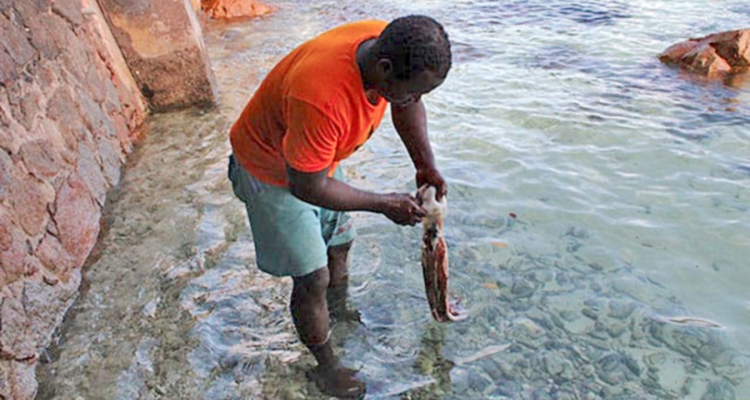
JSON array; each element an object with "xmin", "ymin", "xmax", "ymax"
[{"xmin": 0, "ymin": 0, "xmax": 147, "ymax": 397}]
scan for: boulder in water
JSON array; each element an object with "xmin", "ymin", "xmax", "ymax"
[
  {"xmin": 201, "ymin": 0, "xmax": 273, "ymax": 20},
  {"xmin": 659, "ymin": 29, "xmax": 749, "ymax": 79}
]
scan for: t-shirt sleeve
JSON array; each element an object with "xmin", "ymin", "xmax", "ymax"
[{"xmin": 282, "ymin": 97, "xmax": 341, "ymax": 173}]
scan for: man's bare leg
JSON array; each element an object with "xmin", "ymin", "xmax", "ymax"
[
  {"xmin": 326, "ymin": 242, "xmax": 360, "ymax": 323},
  {"xmin": 291, "ymin": 267, "xmax": 365, "ymax": 399}
]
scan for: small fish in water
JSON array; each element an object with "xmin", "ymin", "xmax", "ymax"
[
  {"xmin": 417, "ymin": 185, "xmax": 468, "ymax": 322},
  {"xmin": 663, "ymin": 316, "xmax": 723, "ymax": 329}
]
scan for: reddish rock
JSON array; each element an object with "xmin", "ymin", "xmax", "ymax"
[
  {"xmin": 35, "ymin": 233, "xmax": 77, "ymax": 282},
  {"xmin": 0, "ymin": 149, "xmax": 11, "ymax": 200},
  {"xmin": 76, "ymin": 140, "xmax": 108, "ymax": 206},
  {"xmin": 76, "ymin": 88, "xmax": 109, "ymax": 135},
  {"xmin": 19, "ymin": 139, "xmax": 64, "ymax": 180},
  {"xmin": 0, "ymin": 45, "xmax": 18, "ymax": 85},
  {"xmin": 0, "ymin": 282, "xmax": 36, "ymax": 360},
  {"xmin": 23, "ymin": 277, "xmax": 79, "ymax": 354},
  {"xmin": 26, "ymin": 15, "xmax": 63, "ymax": 60},
  {"xmin": 97, "ymin": 138, "xmax": 122, "ymax": 187},
  {"xmin": 113, "ymin": 113, "xmax": 135, "ymax": 153},
  {"xmin": 0, "ymin": 215, "xmax": 26, "ymax": 285},
  {"xmin": 7, "ymin": 80, "xmax": 41, "ymax": 132},
  {"xmin": 9, "ymin": 173, "xmax": 54, "ymax": 236},
  {"xmin": 0, "ymin": 358, "xmax": 38, "ymax": 399},
  {"xmin": 0, "ymin": 13, "xmax": 37, "ymax": 69},
  {"xmin": 0, "ymin": 0, "xmax": 148, "ymax": 395},
  {"xmin": 52, "ymin": 173, "xmax": 100, "ymax": 268},
  {"xmin": 37, "ymin": 119, "xmax": 77, "ymax": 167},
  {"xmin": 202, "ymin": 0, "xmax": 273, "ymax": 19},
  {"xmin": 7, "ymin": 360, "xmax": 37, "ymax": 400},
  {"xmin": 660, "ymin": 29, "xmax": 750, "ymax": 80},
  {"xmin": 46, "ymin": 88, "xmax": 82, "ymax": 155},
  {"xmin": 0, "ymin": 215, "xmax": 12, "ymax": 251},
  {"xmin": 52, "ymin": 0, "xmax": 84, "ymax": 26}
]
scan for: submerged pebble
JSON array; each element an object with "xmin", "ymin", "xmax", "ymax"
[
  {"xmin": 702, "ymin": 380, "xmax": 737, "ymax": 400},
  {"xmin": 608, "ymin": 300, "xmax": 636, "ymax": 320}
]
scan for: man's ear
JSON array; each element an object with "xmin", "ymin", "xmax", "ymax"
[{"xmin": 376, "ymin": 59, "xmax": 393, "ymax": 77}]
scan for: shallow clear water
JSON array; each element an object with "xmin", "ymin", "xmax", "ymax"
[{"xmin": 39, "ymin": 1, "xmax": 750, "ymax": 399}]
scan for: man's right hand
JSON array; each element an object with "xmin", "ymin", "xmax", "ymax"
[{"xmin": 379, "ymin": 193, "xmax": 426, "ymax": 225}]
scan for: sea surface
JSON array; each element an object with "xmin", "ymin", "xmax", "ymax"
[{"xmin": 38, "ymin": 1, "xmax": 750, "ymax": 399}]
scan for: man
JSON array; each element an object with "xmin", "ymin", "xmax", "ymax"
[{"xmin": 228, "ymin": 15, "xmax": 451, "ymax": 399}]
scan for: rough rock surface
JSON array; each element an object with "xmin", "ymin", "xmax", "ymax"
[
  {"xmin": 0, "ymin": 0, "xmax": 147, "ymax": 398},
  {"xmin": 201, "ymin": 0, "xmax": 274, "ymax": 20},
  {"xmin": 659, "ymin": 29, "xmax": 750, "ymax": 80}
]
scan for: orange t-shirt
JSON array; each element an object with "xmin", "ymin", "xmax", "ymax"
[{"xmin": 229, "ymin": 20, "xmax": 389, "ymax": 187}]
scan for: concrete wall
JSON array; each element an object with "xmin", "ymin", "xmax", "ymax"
[
  {"xmin": 0, "ymin": 0, "xmax": 215, "ymax": 398},
  {"xmin": 98, "ymin": 0, "xmax": 217, "ymax": 111}
]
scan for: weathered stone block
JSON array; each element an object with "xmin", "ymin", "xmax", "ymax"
[
  {"xmin": 0, "ymin": 359, "xmax": 8, "ymax": 398},
  {"xmin": 27, "ymin": 15, "xmax": 63, "ymax": 60},
  {"xmin": 102, "ymin": 71, "xmax": 123, "ymax": 115},
  {"xmin": 6, "ymin": 80, "xmax": 41, "ymax": 131},
  {"xmin": 98, "ymin": 137, "xmax": 122, "ymax": 187},
  {"xmin": 12, "ymin": 0, "xmax": 47, "ymax": 17},
  {"xmin": 76, "ymin": 88, "xmax": 111, "ymax": 137},
  {"xmin": 0, "ymin": 47, "xmax": 17, "ymax": 85},
  {"xmin": 47, "ymin": 88, "xmax": 83, "ymax": 154},
  {"xmin": 0, "ymin": 211, "xmax": 12, "ymax": 251},
  {"xmin": 0, "ymin": 359, "xmax": 37, "ymax": 400},
  {"xmin": 9, "ymin": 172, "xmax": 54, "ymax": 236},
  {"xmin": 55, "ymin": 24, "xmax": 94, "ymax": 86},
  {"xmin": 52, "ymin": 0, "xmax": 83, "ymax": 26},
  {"xmin": 22, "ymin": 277, "xmax": 79, "ymax": 354},
  {"xmin": 20, "ymin": 139, "xmax": 64, "ymax": 180},
  {"xmin": 0, "ymin": 13, "xmax": 36, "ymax": 68},
  {"xmin": 113, "ymin": 113, "xmax": 135, "ymax": 153},
  {"xmin": 0, "ymin": 211, "xmax": 26, "ymax": 285},
  {"xmin": 35, "ymin": 233, "xmax": 77, "ymax": 282},
  {"xmin": 0, "ymin": 282, "xmax": 36, "ymax": 360},
  {"xmin": 34, "ymin": 62, "xmax": 59, "ymax": 91},
  {"xmin": 53, "ymin": 173, "xmax": 100, "ymax": 268},
  {"xmin": 0, "ymin": 149, "xmax": 11, "ymax": 200},
  {"xmin": 37, "ymin": 119, "xmax": 77, "ymax": 167},
  {"xmin": 76, "ymin": 140, "xmax": 108, "ymax": 206}
]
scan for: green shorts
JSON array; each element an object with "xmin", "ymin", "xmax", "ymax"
[{"xmin": 227, "ymin": 155, "xmax": 356, "ymax": 277}]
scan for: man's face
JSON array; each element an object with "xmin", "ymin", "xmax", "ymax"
[{"xmin": 378, "ymin": 69, "xmax": 445, "ymax": 107}]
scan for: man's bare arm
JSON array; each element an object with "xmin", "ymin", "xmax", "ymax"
[
  {"xmin": 391, "ymin": 99, "xmax": 447, "ymax": 199},
  {"xmin": 287, "ymin": 166, "xmax": 425, "ymax": 225}
]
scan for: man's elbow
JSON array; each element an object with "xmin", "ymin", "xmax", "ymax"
[{"xmin": 288, "ymin": 178, "xmax": 324, "ymax": 204}]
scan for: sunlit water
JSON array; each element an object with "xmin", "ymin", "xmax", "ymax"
[{"xmin": 38, "ymin": 1, "xmax": 750, "ymax": 399}]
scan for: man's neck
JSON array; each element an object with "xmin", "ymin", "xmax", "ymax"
[{"xmin": 356, "ymin": 39, "xmax": 377, "ymax": 90}]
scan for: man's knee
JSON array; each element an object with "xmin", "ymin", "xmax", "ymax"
[{"xmin": 293, "ymin": 267, "xmax": 330, "ymax": 297}]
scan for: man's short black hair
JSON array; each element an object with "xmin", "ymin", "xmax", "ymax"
[{"xmin": 374, "ymin": 15, "xmax": 452, "ymax": 82}]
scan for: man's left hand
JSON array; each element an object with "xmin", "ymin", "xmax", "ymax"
[{"xmin": 416, "ymin": 167, "xmax": 447, "ymax": 201}]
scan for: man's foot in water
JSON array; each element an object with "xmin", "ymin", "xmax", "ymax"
[{"xmin": 307, "ymin": 365, "xmax": 366, "ymax": 399}]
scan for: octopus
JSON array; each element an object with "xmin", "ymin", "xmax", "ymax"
[{"xmin": 418, "ymin": 185, "xmax": 468, "ymax": 322}]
